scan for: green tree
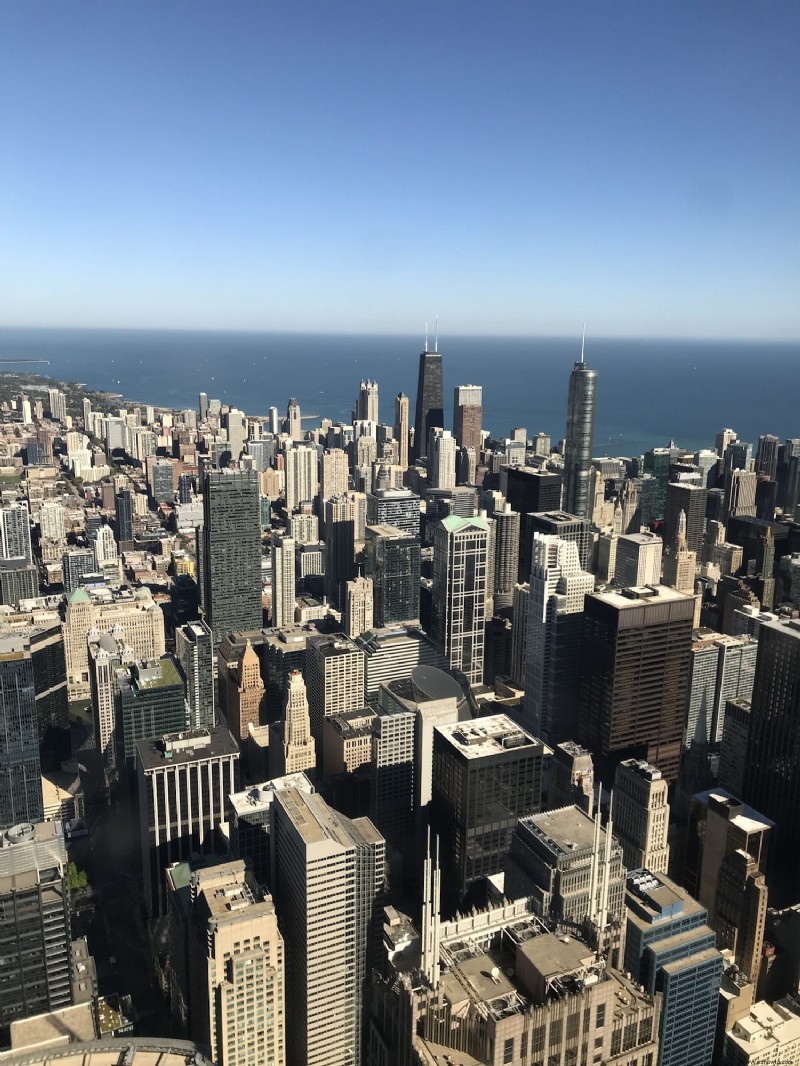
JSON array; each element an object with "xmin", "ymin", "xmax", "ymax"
[{"xmin": 67, "ymin": 862, "xmax": 88, "ymax": 891}]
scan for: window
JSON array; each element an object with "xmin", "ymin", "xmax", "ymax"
[
  {"xmin": 503, "ymin": 1038, "xmax": 514, "ymax": 1064},
  {"xmin": 596, "ymin": 1003, "xmax": 606, "ymax": 1028}
]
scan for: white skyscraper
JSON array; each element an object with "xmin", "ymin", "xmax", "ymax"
[
  {"xmin": 320, "ymin": 449, "xmax": 349, "ymax": 501},
  {"xmin": 431, "ymin": 515, "xmax": 490, "ymax": 685},
  {"xmin": 615, "ymin": 531, "xmax": 663, "ymax": 588},
  {"xmin": 94, "ymin": 524, "xmax": 118, "ymax": 565},
  {"xmin": 344, "ymin": 575, "xmax": 373, "ymax": 638},
  {"xmin": 0, "ymin": 502, "xmax": 33, "ymax": 563},
  {"xmin": 271, "ymin": 533, "xmax": 296, "ymax": 630},
  {"xmin": 429, "ymin": 428, "xmax": 457, "ymax": 489},
  {"xmin": 522, "ymin": 533, "xmax": 594, "ymax": 741},
  {"xmin": 284, "ymin": 445, "xmax": 318, "ymax": 512}
]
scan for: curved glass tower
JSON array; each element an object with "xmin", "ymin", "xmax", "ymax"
[{"xmin": 563, "ymin": 353, "xmax": 598, "ymax": 520}]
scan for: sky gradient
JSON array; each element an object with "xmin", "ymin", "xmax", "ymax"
[{"xmin": 1, "ymin": 1, "xmax": 798, "ymax": 339}]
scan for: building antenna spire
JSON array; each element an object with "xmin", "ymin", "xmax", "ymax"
[
  {"xmin": 425, "ymin": 321, "xmax": 429, "ymax": 353},
  {"xmin": 434, "ymin": 316, "xmax": 439, "ymax": 353},
  {"xmin": 580, "ymin": 323, "xmax": 586, "ymax": 364}
]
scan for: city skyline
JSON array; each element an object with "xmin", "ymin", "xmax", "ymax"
[{"xmin": 2, "ymin": 1, "xmax": 799, "ymax": 339}]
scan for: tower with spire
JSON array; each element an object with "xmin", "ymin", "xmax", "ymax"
[
  {"xmin": 269, "ymin": 669, "xmax": 316, "ymax": 779},
  {"xmin": 563, "ymin": 327, "xmax": 598, "ymax": 521},
  {"xmin": 413, "ymin": 325, "xmax": 444, "ymax": 464}
]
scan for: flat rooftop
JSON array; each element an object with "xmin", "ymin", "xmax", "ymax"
[
  {"xmin": 520, "ymin": 805, "xmax": 600, "ymax": 855},
  {"xmin": 228, "ymin": 773, "xmax": 314, "ymax": 818},
  {"xmin": 137, "ymin": 726, "xmax": 240, "ymax": 772},
  {"xmin": 518, "ymin": 933, "xmax": 596, "ymax": 981},
  {"xmin": 436, "ymin": 714, "xmax": 540, "ymax": 760},
  {"xmin": 590, "ymin": 584, "xmax": 692, "ymax": 609}
]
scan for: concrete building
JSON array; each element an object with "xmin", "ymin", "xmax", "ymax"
[
  {"xmin": 270, "ymin": 533, "xmax": 295, "ymax": 630},
  {"xmin": 0, "ymin": 502, "xmax": 33, "ymax": 565},
  {"xmin": 686, "ymin": 630, "xmax": 757, "ymax": 748},
  {"xmin": 452, "ymin": 384, "xmax": 482, "ymax": 455},
  {"xmin": 393, "ymin": 393, "xmax": 409, "ymax": 471},
  {"xmin": 267, "ymin": 671, "xmax": 316, "ymax": 780},
  {"xmin": 88, "ymin": 629, "xmax": 134, "ymax": 780},
  {"xmin": 344, "ymin": 575, "xmax": 373, "ymax": 639},
  {"xmin": 137, "ymin": 727, "xmax": 239, "ymax": 916},
  {"xmin": 0, "ymin": 634, "xmax": 46, "ymax": 827},
  {"xmin": 284, "ymin": 444, "xmax": 318, "ymax": 512},
  {"xmin": 303, "ymin": 634, "xmax": 365, "ymax": 774},
  {"xmin": 355, "ymin": 625, "xmax": 445, "ymax": 701},
  {"xmin": 431, "ymin": 515, "xmax": 490, "ymax": 686},
  {"xmin": 613, "ymin": 759, "xmax": 670, "ymax": 874},
  {"xmin": 615, "ymin": 532, "xmax": 663, "ymax": 588},
  {"xmin": 227, "ymin": 773, "xmax": 314, "ymax": 889},
  {"xmin": 219, "ymin": 639, "xmax": 266, "ymax": 747},
  {"xmin": 271, "ymin": 787, "xmax": 384, "ymax": 1066},
  {"xmin": 366, "ymin": 487, "xmax": 421, "ymax": 539},
  {"xmin": 719, "ymin": 698, "xmax": 752, "ymax": 797}
]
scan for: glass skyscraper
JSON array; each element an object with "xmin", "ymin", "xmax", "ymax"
[{"xmin": 563, "ymin": 353, "xmax": 597, "ymax": 521}]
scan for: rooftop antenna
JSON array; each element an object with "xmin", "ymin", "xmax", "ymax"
[
  {"xmin": 425, "ymin": 321, "xmax": 429, "ymax": 353},
  {"xmin": 434, "ymin": 316, "xmax": 439, "ymax": 353},
  {"xmin": 580, "ymin": 323, "xmax": 586, "ymax": 364}
]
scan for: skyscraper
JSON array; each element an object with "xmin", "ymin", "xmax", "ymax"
[
  {"xmin": 613, "ymin": 758, "xmax": 670, "ymax": 874},
  {"xmin": 284, "ymin": 444, "xmax": 318, "ymax": 512},
  {"xmin": 271, "ymin": 787, "xmax": 384, "ymax": 1066},
  {"xmin": 685, "ymin": 630, "xmax": 757, "ymax": 749},
  {"xmin": 116, "ymin": 655, "xmax": 188, "ymax": 765},
  {"xmin": 303, "ymin": 633, "xmax": 365, "ymax": 773},
  {"xmin": 285, "ymin": 398, "xmax": 302, "ymax": 440},
  {"xmin": 201, "ymin": 468, "xmax": 263, "ymax": 642},
  {"xmin": 319, "ymin": 448, "xmax": 348, "ymax": 501},
  {"xmin": 175, "ymin": 620, "xmax": 217, "ymax": 729},
  {"xmin": 364, "ymin": 524, "xmax": 420, "ymax": 626},
  {"xmin": 664, "ymin": 481, "xmax": 708, "ymax": 553},
  {"xmin": 268, "ymin": 670, "xmax": 316, "ymax": 779},
  {"xmin": 0, "ymin": 634, "xmax": 44, "ymax": 827},
  {"xmin": 412, "ymin": 342, "xmax": 443, "ymax": 463},
  {"xmin": 344, "ymin": 575, "xmax": 373, "ymax": 638},
  {"xmin": 431, "ymin": 515, "xmax": 490, "ymax": 686},
  {"xmin": 270, "ymin": 533, "xmax": 296, "ymax": 630},
  {"xmin": 522, "ymin": 533, "xmax": 594, "ymax": 742},
  {"xmin": 393, "ymin": 392, "xmax": 409, "ymax": 470},
  {"xmin": 452, "ymin": 384, "xmax": 482, "ymax": 454},
  {"xmin": 578, "ymin": 584, "xmax": 695, "ymax": 783},
  {"xmin": 563, "ymin": 338, "xmax": 598, "ymax": 521},
  {"xmin": 0, "ymin": 502, "xmax": 32, "ymax": 564},
  {"xmin": 353, "ymin": 379, "xmax": 379, "ymax": 423},
  {"xmin": 614, "ymin": 531, "xmax": 663, "ymax": 588},
  {"xmin": 742, "ymin": 617, "xmax": 800, "ymax": 898},
  {"xmin": 115, "ymin": 487, "xmax": 134, "ymax": 544},
  {"xmin": 491, "ymin": 502, "xmax": 520, "ymax": 610},
  {"xmin": 428, "ymin": 428, "xmax": 456, "ymax": 489},
  {"xmin": 756, "ymin": 433, "xmax": 780, "ymax": 481}
]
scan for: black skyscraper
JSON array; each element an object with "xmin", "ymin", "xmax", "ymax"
[
  {"xmin": 563, "ymin": 337, "xmax": 597, "ymax": 521},
  {"xmin": 413, "ymin": 345, "xmax": 443, "ymax": 463}
]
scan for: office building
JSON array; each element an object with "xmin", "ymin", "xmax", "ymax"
[
  {"xmin": 684, "ymin": 789, "xmax": 771, "ymax": 981},
  {"xmin": 169, "ymin": 859, "xmax": 285, "ymax": 1066},
  {"xmin": 0, "ymin": 821, "xmax": 71, "ymax": 1027},
  {"xmin": 431, "ymin": 515, "xmax": 490, "ymax": 686},
  {"xmin": 563, "ymin": 345, "xmax": 597, "ymax": 521},
  {"xmin": 662, "ymin": 509, "xmax": 698, "ymax": 597},
  {"xmin": 413, "ymin": 343, "xmax": 443, "ymax": 463},
  {"xmin": 615, "ymin": 531, "xmax": 663, "ymax": 588},
  {"xmin": 625, "ymin": 870, "xmax": 723, "ymax": 1066},
  {"xmin": 722, "ymin": 998, "xmax": 800, "ymax": 1065},
  {"xmin": 492, "ymin": 502, "xmax": 520, "ymax": 609},
  {"xmin": 271, "ymin": 787, "xmax": 384, "ymax": 1066},
  {"xmin": 227, "ymin": 774, "xmax": 314, "ymax": 890},
  {"xmin": 285, "ymin": 398, "xmax": 302, "ymax": 440},
  {"xmin": 303, "ymin": 633, "xmax": 365, "ymax": 772},
  {"xmin": 756, "ymin": 434, "xmax": 780, "ymax": 481},
  {"xmin": 116, "ymin": 655, "xmax": 187, "ymax": 765},
  {"xmin": 219, "ymin": 639, "xmax": 266, "ymax": 747},
  {"xmin": 62, "ymin": 585, "xmax": 165, "ymax": 702},
  {"xmin": 393, "ymin": 392, "xmax": 409, "ymax": 471},
  {"xmin": 323, "ymin": 707, "xmax": 375, "ymax": 778},
  {"xmin": 528, "ymin": 510, "xmax": 592, "ymax": 571},
  {"xmin": 344, "ymin": 575, "xmax": 373, "ymax": 638},
  {"xmin": 201, "ymin": 469, "xmax": 263, "ymax": 642},
  {"xmin": 431, "ymin": 715, "xmax": 542, "ymax": 909},
  {"xmin": 578, "ymin": 585, "xmax": 695, "ymax": 783},
  {"xmin": 0, "ymin": 503, "xmax": 32, "ymax": 565},
  {"xmin": 115, "ymin": 488, "xmax": 134, "ymax": 544},
  {"xmin": 428, "ymin": 428, "xmax": 456, "ymax": 489},
  {"xmin": 355, "ymin": 625, "xmax": 445, "ymax": 701},
  {"xmin": 150, "ymin": 458, "xmax": 176, "ymax": 505},
  {"xmin": 88, "ymin": 629, "xmax": 134, "ymax": 780},
  {"xmin": 506, "ymin": 803, "xmax": 627, "ymax": 965},
  {"xmin": 725, "ymin": 468, "xmax": 758, "ymax": 520},
  {"xmin": 268, "ymin": 671, "xmax": 316, "ymax": 779},
  {"xmin": 366, "ymin": 487, "xmax": 421, "ymax": 538},
  {"xmin": 62, "ymin": 548, "xmax": 97, "ymax": 594},
  {"xmin": 353, "ymin": 378, "xmax": 378, "ymax": 423},
  {"xmin": 0, "ymin": 558, "xmax": 38, "ymax": 608},
  {"xmin": 284, "ymin": 444, "xmax": 318, "ymax": 512},
  {"xmin": 544, "ymin": 739, "xmax": 595, "ymax": 814},
  {"xmin": 613, "ymin": 759, "xmax": 670, "ymax": 874},
  {"xmin": 364, "ymin": 524, "xmax": 420, "ymax": 626},
  {"xmin": 322, "ymin": 493, "xmax": 359, "ymax": 606},
  {"xmin": 319, "ymin": 448, "xmax": 348, "ymax": 501},
  {"xmin": 522, "ymin": 534, "xmax": 593, "ymax": 742},
  {"xmin": 369, "ymin": 697, "xmax": 416, "ymax": 857},
  {"xmin": 685, "ymin": 630, "xmax": 757, "ymax": 748},
  {"xmin": 270, "ymin": 533, "xmax": 295, "ymax": 630},
  {"xmin": 500, "ymin": 466, "xmax": 562, "ymax": 579},
  {"xmin": 137, "ymin": 727, "xmax": 239, "ymax": 917},
  {"xmin": 742, "ymin": 618, "xmax": 800, "ymax": 897},
  {"xmin": 718, "ymin": 698, "xmax": 751, "ymax": 798},
  {"xmin": 664, "ymin": 481, "xmax": 708, "ymax": 553},
  {"xmin": 452, "ymin": 384, "xmax": 482, "ymax": 454},
  {"xmin": 0, "ymin": 634, "xmax": 45, "ymax": 827},
  {"xmin": 175, "ymin": 620, "xmax": 217, "ymax": 729}
]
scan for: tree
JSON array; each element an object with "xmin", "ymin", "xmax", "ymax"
[{"xmin": 67, "ymin": 862, "xmax": 88, "ymax": 891}]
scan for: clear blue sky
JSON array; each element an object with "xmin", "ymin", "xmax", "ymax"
[{"xmin": 1, "ymin": 1, "xmax": 798, "ymax": 339}]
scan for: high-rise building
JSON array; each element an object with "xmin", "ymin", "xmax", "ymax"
[
  {"xmin": 685, "ymin": 630, "xmax": 757, "ymax": 748},
  {"xmin": 219, "ymin": 639, "xmax": 267, "ymax": 747},
  {"xmin": 431, "ymin": 515, "xmax": 490, "ymax": 686},
  {"xmin": 664, "ymin": 481, "xmax": 708, "ymax": 553},
  {"xmin": 344, "ymin": 575, "xmax": 373, "ymax": 638},
  {"xmin": 625, "ymin": 870, "xmax": 723, "ymax": 1066},
  {"xmin": 303, "ymin": 633, "xmax": 365, "ymax": 773},
  {"xmin": 452, "ymin": 384, "xmax": 482, "ymax": 454},
  {"xmin": 271, "ymin": 787, "xmax": 384, "ymax": 1066},
  {"xmin": 393, "ymin": 392, "xmax": 409, "ymax": 471},
  {"xmin": 718, "ymin": 697, "xmax": 751, "ymax": 797},
  {"xmin": 428, "ymin": 428, "xmax": 456, "ymax": 489},
  {"xmin": 662, "ymin": 509, "xmax": 698, "ymax": 597},
  {"xmin": 93, "ymin": 523, "xmax": 118, "ymax": 567},
  {"xmin": 137, "ymin": 727, "xmax": 240, "ymax": 917},
  {"xmin": 491, "ymin": 502, "xmax": 520, "ymax": 610},
  {"xmin": 88, "ymin": 629, "xmax": 134, "ymax": 780},
  {"xmin": 0, "ymin": 503, "xmax": 33, "ymax": 564},
  {"xmin": 319, "ymin": 448, "xmax": 348, "ymax": 501},
  {"xmin": 413, "ymin": 344, "xmax": 443, "ymax": 463},
  {"xmin": 563, "ymin": 344, "xmax": 597, "ymax": 521},
  {"xmin": 116, "ymin": 655, "xmax": 187, "ymax": 766},
  {"xmin": 0, "ymin": 558, "xmax": 38, "ymax": 607},
  {"xmin": 613, "ymin": 759, "xmax": 670, "ymax": 874},
  {"xmin": 353, "ymin": 379, "xmax": 379, "ymax": 423},
  {"xmin": 62, "ymin": 548, "xmax": 98, "ymax": 594},
  {"xmin": 0, "ymin": 821, "xmax": 71, "ymax": 1027},
  {"xmin": 355, "ymin": 625, "xmax": 445, "ymax": 701},
  {"xmin": 270, "ymin": 533, "xmax": 296, "ymax": 630},
  {"xmin": 47, "ymin": 388, "xmax": 67, "ymax": 423},
  {"xmin": 522, "ymin": 534, "xmax": 593, "ymax": 742},
  {"xmin": 169, "ymin": 859, "xmax": 286, "ymax": 1066},
  {"xmin": 578, "ymin": 585, "xmax": 695, "ymax": 783},
  {"xmin": 284, "ymin": 445, "xmax": 318, "ymax": 512},
  {"xmin": 175, "ymin": 620, "xmax": 217, "ymax": 729},
  {"xmin": 527, "ymin": 509, "xmax": 592, "ymax": 571},
  {"xmin": 115, "ymin": 487, "xmax": 134, "ymax": 544},
  {"xmin": 431, "ymin": 715, "xmax": 542, "ymax": 910},
  {"xmin": 268, "ymin": 671, "xmax": 316, "ymax": 779},
  {"xmin": 322, "ymin": 494, "xmax": 358, "ymax": 606},
  {"xmin": 500, "ymin": 466, "xmax": 562, "ymax": 579},
  {"xmin": 742, "ymin": 618, "xmax": 800, "ymax": 898},
  {"xmin": 0, "ymin": 634, "xmax": 45, "ymax": 827},
  {"xmin": 725, "ymin": 468, "xmax": 758, "ymax": 520},
  {"xmin": 363, "ymin": 525, "xmax": 420, "ymax": 626},
  {"xmin": 201, "ymin": 468, "xmax": 263, "ymax": 642},
  {"xmin": 615, "ymin": 531, "xmax": 663, "ymax": 588},
  {"xmin": 756, "ymin": 434, "xmax": 780, "ymax": 481},
  {"xmin": 285, "ymin": 398, "xmax": 302, "ymax": 440},
  {"xmin": 366, "ymin": 487, "xmax": 421, "ymax": 538},
  {"xmin": 198, "ymin": 391, "xmax": 209, "ymax": 422}
]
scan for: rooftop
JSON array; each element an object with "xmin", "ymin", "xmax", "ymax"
[
  {"xmin": 137, "ymin": 726, "xmax": 240, "ymax": 772},
  {"xmin": 520, "ymin": 805, "xmax": 603, "ymax": 856},
  {"xmin": 436, "ymin": 714, "xmax": 541, "ymax": 760},
  {"xmin": 228, "ymin": 773, "xmax": 315, "ymax": 818},
  {"xmin": 590, "ymin": 584, "xmax": 693, "ymax": 609}
]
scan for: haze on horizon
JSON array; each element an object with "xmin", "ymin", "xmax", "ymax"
[{"xmin": 1, "ymin": 1, "xmax": 798, "ymax": 342}]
